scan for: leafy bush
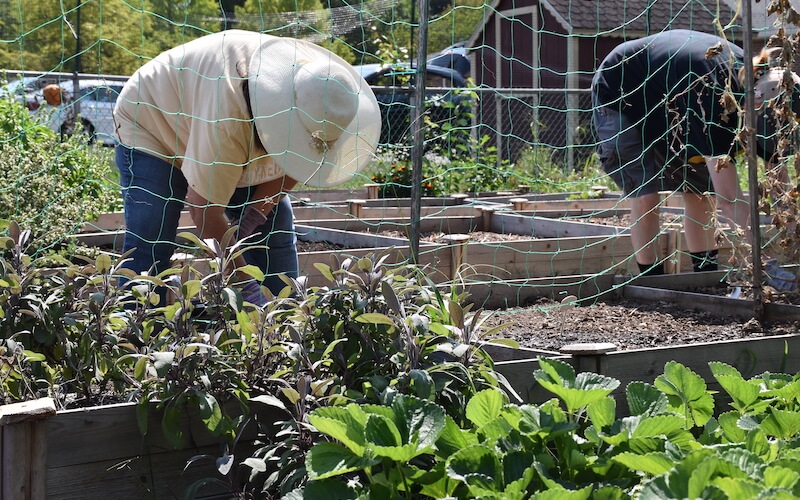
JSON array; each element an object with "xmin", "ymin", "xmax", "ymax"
[
  {"xmin": 302, "ymin": 358, "xmax": 800, "ymax": 499},
  {"xmin": 0, "ymin": 93, "xmax": 120, "ymax": 257},
  {"xmin": 0, "ymin": 227, "xmax": 517, "ymax": 497}
]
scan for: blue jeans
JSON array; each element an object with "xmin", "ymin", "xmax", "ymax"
[{"xmin": 115, "ymin": 146, "xmax": 298, "ymax": 295}]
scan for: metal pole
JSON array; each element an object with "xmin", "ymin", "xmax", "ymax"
[
  {"xmin": 72, "ymin": 0, "xmax": 82, "ymax": 116},
  {"xmin": 741, "ymin": 0, "xmax": 764, "ymax": 320},
  {"xmin": 409, "ymin": 0, "xmax": 429, "ymax": 263}
]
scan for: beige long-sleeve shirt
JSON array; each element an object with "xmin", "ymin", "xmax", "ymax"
[{"xmin": 114, "ymin": 30, "xmax": 283, "ymax": 205}]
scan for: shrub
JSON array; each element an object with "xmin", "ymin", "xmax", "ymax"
[{"xmin": 0, "ymin": 93, "xmax": 120, "ymax": 257}]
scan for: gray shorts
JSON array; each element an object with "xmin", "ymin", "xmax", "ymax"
[{"xmin": 592, "ymin": 106, "xmax": 713, "ymax": 196}]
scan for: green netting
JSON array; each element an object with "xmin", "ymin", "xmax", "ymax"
[{"xmin": 0, "ymin": 0, "xmax": 797, "ymax": 313}]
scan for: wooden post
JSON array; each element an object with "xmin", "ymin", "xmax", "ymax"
[
  {"xmin": 441, "ymin": 234, "xmax": 471, "ymax": 280},
  {"xmin": 1, "ymin": 398, "xmax": 57, "ymax": 500},
  {"xmin": 518, "ymin": 184, "xmax": 531, "ymax": 194},
  {"xmin": 364, "ymin": 184, "xmax": 380, "ymax": 200},
  {"xmin": 560, "ymin": 343, "xmax": 617, "ymax": 375},
  {"xmin": 449, "ymin": 193, "xmax": 469, "ymax": 205},
  {"xmin": 347, "ymin": 199, "xmax": 366, "ymax": 219},
  {"xmin": 479, "ymin": 206, "xmax": 496, "ymax": 232},
  {"xmin": 510, "ymin": 198, "xmax": 529, "ymax": 212}
]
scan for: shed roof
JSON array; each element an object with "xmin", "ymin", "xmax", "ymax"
[{"xmin": 540, "ymin": 0, "xmax": 742, "ymax": 37}]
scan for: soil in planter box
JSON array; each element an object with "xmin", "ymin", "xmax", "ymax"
[
  {"xmin": 296, "ymin": 240, "xmax": 347, "ymax": 252},
  {"xmin": 483, "ymin": 296, "xmax": 800, "ymax": 352},
  {"xmin": 374, "ymin": 230, "xmax": 539, "ymax": 243}
]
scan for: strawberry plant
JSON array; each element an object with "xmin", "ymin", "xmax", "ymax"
[{"xmin": 300, "ymin": 359, "xmax": 800, "ymax": 499}]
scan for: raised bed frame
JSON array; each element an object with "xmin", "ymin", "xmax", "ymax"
[{"xmin": 9, "ymin": 190, "xmax": 798, "ymax": 498}]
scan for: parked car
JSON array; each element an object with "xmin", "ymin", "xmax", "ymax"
[
  {"xmin": 0, "ymin": 75, "xmax": 56, "ymax": 110},
  {"xmin": 354, "ymin": 47, "xmax": 472, "ymax": 147},
  {"xmin": 42, "ymin": 79, "xmax": 124, "ymax": 145},
  {"xmin": 2, "ymin": 76, "xmax": 123, "ymax": 145}
]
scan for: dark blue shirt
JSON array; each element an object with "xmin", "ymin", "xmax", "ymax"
[{"xmin": 592, "ymin": 30, "xmax": 744, "ymax": 160}]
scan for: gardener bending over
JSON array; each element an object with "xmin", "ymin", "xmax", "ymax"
[
  {"xmin": 591, "ymin": 29, "xmax": 798, "ymax": 290},
  {"xmin": 113, "ymin": 30, "xmax": 381, "ymax": 304}
]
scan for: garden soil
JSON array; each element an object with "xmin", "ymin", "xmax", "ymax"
[{"xmin": 482, "ymin": 295, "xmax": 800, "ymax": 352}]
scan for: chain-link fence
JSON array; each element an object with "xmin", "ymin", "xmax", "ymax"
[{"xmin": 371, "ymin": 85, "xmax": 595, "ymax": 171}]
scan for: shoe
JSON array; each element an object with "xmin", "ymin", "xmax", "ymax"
[{"xmin": 764, "ymin": 259, "xmax": 797, "ymax": 292}]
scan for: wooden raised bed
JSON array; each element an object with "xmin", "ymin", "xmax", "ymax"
[{"xmin": 0, "ymin": 399, "xmax": 277, "ymax": 499}]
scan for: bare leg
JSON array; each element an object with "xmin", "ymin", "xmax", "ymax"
[
  {"xmin": 683, "ymin": 192, "xmax": 716, "ymax": 253},
  {"xmin": 631, "ymin": 192, "xmax": 662, "ymax": 265},
  {"xmin": 706, "ymin": 157, "xmax": 750, "ymax": 237}
]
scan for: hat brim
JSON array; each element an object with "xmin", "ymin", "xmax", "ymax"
[{"xmin": 249, "ymin": 39, "xmax": 381, "ymax": 187}]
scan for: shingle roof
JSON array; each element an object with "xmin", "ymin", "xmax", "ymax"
[{"xmin": 541, "ymin": 0, "xmax": 746, "ymax": 38}]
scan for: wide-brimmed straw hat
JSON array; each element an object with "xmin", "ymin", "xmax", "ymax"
[{"xmin": 248, "ymin": 38, "xmax": 381, "ymax": 187}]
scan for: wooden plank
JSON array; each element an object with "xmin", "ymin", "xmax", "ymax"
[
  {"xmin": 495, "ymin": 333, "xmax": 800, "ymax": 407},
  {"xmin": 623, "ymin": 286, "xmax": 755, "ymax": 321},
  {"xmin": 293, "ymin": 204, "xmax": 483, "ymax": 221},
  {"xmin": 45, "ymin": 443, "xmax": 232, "ymax": 499},
  {"xmin": 2, "ymin": 422, "xmax": 32, "ymax": 500},
  {"xmin": 482, "ymin": 342, "xmax": 560, "ymax": 362},
  {"xmin": 0, "ymin": 398, "xmax": 57, "ymax": 426},
  {"xmin": 600, "ymin": 333, "xmax": 800, "ymax": 391},
  {"xmin": 295, "ymin": 216, "xmax": 479, "ymax": 235},
  {"xmin": 463, "ymin": 274, "xmax": 618, "ymax": 309},
  {"xmin": 514, "ymin": 198, "xmax": 628, "ymax": 213},
  {"xmin": 460, "ymin": 235, "xmax": 636, "ymax": 278},
  {"xmin": 295, "ymin": 224, "xmax": 413, "ymax": 248},
  {"xmin": 490, "ymin": 213, "xmax": 626, "ymax": 238}
]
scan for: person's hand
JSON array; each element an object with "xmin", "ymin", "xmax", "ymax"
[
  {"xmin": 239, "ymin": 279, "xmax": 267, "ymax": 306},
  {"xmin": 764, "ymin": 259, "xmax": 797, "ymax": 292}
]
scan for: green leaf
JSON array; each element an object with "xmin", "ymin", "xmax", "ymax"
[
  {"xmin": 309, "ymin": 406, "xmax": 368, "ymax": 455},
  {"xmin": 152, "ymin": 351, "xmax": 175, "ymax": 377},
  {"xmin": 250, "ymin": 394, "xmax": 287, "ymax": 412},
  {"xmin": 313, "ymin": 262, "xmax": 336, "ymax": 283},
  {"xmin": 709, "ymin": 362, "xmax": 761, "ymax": 412},
  {"xmin": 654, "ymin": 361, "xmax": 714, "ymax": 428},
  {"xmin": 529, "ymin": 486, "xmax": 592, "ymax": 499},
  {"xmin": 195, "ymin": 391, "xmax": 223, "ymax": 434},
  {"xmin": 177, "ymin": 231, "xmax": 214, "ymax": 253},
  {"xmin": 586, "ymin": 397, "xmax": 615, "ymax": 429},
  {"xmin": 382, "ymin": 279, "xmax": 404, "ymax": 317},
  {"xmin": 237, "ymin": 264, "xmax": 265, "ymax": 282},
  {"xmin": 182, "ymin": 280, "xmax": 202, "ymax": 299},
  {"xmin": 95, "ymin": 253, "xmax": 112, "ymax": 273},
  {"xmin": 613, "ymin": 452, "xmax": 675, "ymax": 475},
  {"xmin": 364, "ymin": 413, "xmax": 402, "ymax": 448},
  {"xmin": 626, "ymin": 381, "xmax": 669, "ymax": 416},
  {"xmin": 162, "ymin": 404, "xmax": 185, "ymax": 449},
  {"xmin": 392, "ymin": 394, "xmax": 447, "ymax": 451},
  {"xmin": 446, "ymin": 444, "xmax": 502, "ymax": 484},
  {"xmin": 22, "ymin": 350, "xmax": 46, "ymax": 362},
  {"xmin": 759, "ymin": 408, "xmax": 800, "ymax": 439},
  {"xmin": 709, "ymin": 477, "xmax": 764, "ymax": 499},
  {"xmin": 632, "ymin": 414, "xmax": 686, "ymax": 438},
  {"xmin": 305, "ymin": 442, "xmax": 378, "ymax": 480},
  {"xmin": 534, "ymin": 367, "xmax": 620, "ymax": 414},
  {"xmin": 435, "ymin": 415, "xmax": 478, "ymax": 458},
  {"xmin": 764, "ymin": 465, "xmax": 800, "ymax": 490},
  {"xmin": 466, "ymin": 389, "xmax": 505, "ymax": 427},
  {"xmin": 354, "ymin": 312, "xmax": 396, "ymax": 326}
]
